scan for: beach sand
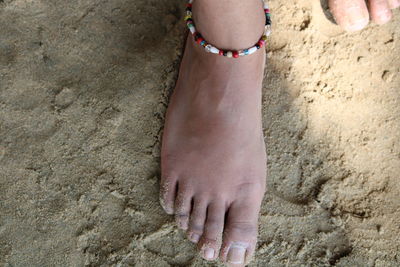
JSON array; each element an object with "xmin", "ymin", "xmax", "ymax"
[{"xmin": 0, "ymin": 0, "xmax": 399, "ymax": 266}]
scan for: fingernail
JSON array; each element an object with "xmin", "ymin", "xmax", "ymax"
[
  {"xmin": 204, "ymin": 248, "xmax": 215, "ymax": 260},
  {"xmin": 189, "ymin": 233, "xmax": 200, "ymax": 243},
  {"xmin": 227, "ymin": 243, "xmax": 247, "ymax": 264}
]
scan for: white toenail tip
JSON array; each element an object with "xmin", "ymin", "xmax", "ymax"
[
  {"xmin": 165, "ymin": 209, "xmax": 174, "ymax": 215},
  {"xmin": 228, "ymin": 260, "xmax": 244, "ymax": 264},
  {"xmin": 227, "ymin": 243, "xmax": 248, "ymax": 265},
  {"xmin": 189, "ymin": 233, "xmax": 200, "ymax": 243},
  {"xmin": 204, "ymin": 248, "xmax": 215, "ymax": 259}
]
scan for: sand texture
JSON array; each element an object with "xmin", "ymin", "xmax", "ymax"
[{"xmin": 0, "ymin": 0, "xmax": 399, "ymax": 266}]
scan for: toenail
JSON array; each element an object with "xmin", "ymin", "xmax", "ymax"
[
  {"xmin": 347, "ymin": 16, "xmax": 368, "ymax": 30},
  {"xmin": 159, "ymin": 197, "xmax": 174, "ymax": 215},
  {"xmin": 227, "ymin": 243, "xmax": 248, "ymax": 264},
  {"xmin": 343, "ymin": 7, "xmax": 369, "ymax": 31},
  {"xmin": 177, "ymin": 219, "xmax": 189, "ymax": 230},
  {"xmin": 204, "ymin": 247, "xmax": 215, "ymax": 260},
  {"xmin": 189, "ymin": 233, "xmax": 200, "ymax": 243},
  {"xmin": 377, "ymin": 10, "xmax": 391, "ymax": 21}
]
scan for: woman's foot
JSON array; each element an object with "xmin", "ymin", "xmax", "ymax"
[
  {"xmin": 160, "ymin": 0, "xmax": 267, "ymax": 265},
  {"xmin": 330, "ymin": 0, "xmax": 400, "ymax": 31}
]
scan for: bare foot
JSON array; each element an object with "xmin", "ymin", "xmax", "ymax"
[
  {"xmin": 329, "ymin": 0, "xmax": 400, "ymax": 31},
  {"xmin": 160, "ymin": 0, "xmax": 267, "ymax": 266}
]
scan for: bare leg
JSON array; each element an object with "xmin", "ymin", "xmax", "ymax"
[{"xmin": 160, "ymin": 0, "xmax": 267, "ymax": 266}]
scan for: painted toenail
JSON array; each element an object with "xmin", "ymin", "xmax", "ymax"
[
  {"xmin": 227, "ymin": 243, "xmax": 247, "ymax": 264},
  {"xmin": 204, "ymin": 248, "xmax": 215, "ymax": 260},
  {"xmin": 189, "ymin": 233, "xmax": 200, "ymax": 243}
]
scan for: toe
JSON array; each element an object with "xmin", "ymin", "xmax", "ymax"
[
  {"xmin": 174, "ymin": 184, "xmax": 193, "ymax": 230},
  {"xmin": 388, "ymin": 0, "xmax": 400, "ymax": 9},
  {"xmin": 220, "ymin": 200, "xmax": 261, "ymax": 266},
  {"xmin": 369, "ymin": 0, "xmax": 393, "ymax": 24},
  {"xmin": 198, "ymin": 202, "xmax": 226, "ymax": 261},
  {"xmin": 187, "ymin": 198, "xmax": 208, "ymax": 243},
  {"xmin": 329, "ymin": 0, "xmax": 370, "ymax": 31},
  {"xmin": 159, "ymin": 175, "xmax": 178, "ymax": 215}
]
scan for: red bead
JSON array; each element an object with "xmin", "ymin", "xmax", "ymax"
[
  {"xmin": 187, "ymin": 3, "xmax": 192, "ymax": 7},
  {"xmin": 219, "ymin": 50, "xmax": 224, "ymax": 56},
  {"xmin": 258, "ymin": 41, "xmax": 264, "ymax": 48},
  {"xmin": 233, "ymin": 51, "xmax": 239, "ymax": 58},
  {"xmin": 196, "ymin": 37, "xmax": 204, "ymax": 44},
  {"xmin": 264, "ymin": 8, "xmax": 270, "ymax": 13}
]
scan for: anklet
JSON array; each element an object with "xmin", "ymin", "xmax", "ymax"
[{"xmin": 184, "ymin": 0, "xmax": 271, "ymax": 58}]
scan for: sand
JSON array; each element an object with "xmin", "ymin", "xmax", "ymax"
[{"xmin": 0, "ymin": 0, "xmax": 399, "ymax": 266}]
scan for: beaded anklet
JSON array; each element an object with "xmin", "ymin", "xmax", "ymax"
[{"xmin": 184, "ymin": 0, "xmax": 271, "ymax": 58}]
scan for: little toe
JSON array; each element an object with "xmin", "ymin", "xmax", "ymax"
[
  {"xmin": 159, "ymin": 176, "xmax": 177, "ymax": 215},
  {"xmin": 174, "ymin": 184, "xmax": 193, "ymax": 230},
  {"xmin": 369, "ymin": 0, "xmax": 393, "ymax": 24},
  {"xmin": 187, "ymin": 199, "xmax": 208, "ymax": 243},
  {"xmin": 388, "ymin": 0, "xmax": 400, "ymax": 9},
  {"xmin": 329, "ymin": 0, "xmax": 370, "ymax": 31},
  {"xmin": 220, "ymin": 200, "xmax": 261, "ymax": 266},
  {"xmin": 198, "ymin": 202, "xmax": 226, "ymax": 261}
]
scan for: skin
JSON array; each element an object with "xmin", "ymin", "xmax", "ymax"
[
  {"xmin": 160, "ymin": 0, "xmax": 398, "ymax": 266},
  {"xmin": 161, "ymin": 0, "xmax": 267, "ymax": 266},
  {"xmin": 330, "ymin": 0, "xmax": 400, "ymax": 31}
]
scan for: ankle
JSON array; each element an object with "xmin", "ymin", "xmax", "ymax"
[{"xmin": 192, "ymin": 0, "xmax": 265, "ymax": 50}]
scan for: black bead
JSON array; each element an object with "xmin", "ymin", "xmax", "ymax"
[{"xmin": 194, "ymin": 33, "xmax": 202, "ymax": 41}]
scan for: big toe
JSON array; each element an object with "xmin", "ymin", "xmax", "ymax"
[
  {"xmin": 329, "ymin": 0, "xmax": 370, "ymax": 31},
  {"xmin": 221, "ymin": 200, "xmax": 261, "ymax": 266}
]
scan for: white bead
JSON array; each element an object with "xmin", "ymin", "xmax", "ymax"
[
  {"xmin": 248, "ymin": 47, "xmax": 258, "ymax": 55},
  {"xmin": 226, "ymin": 51, "xmax": 233, "ymax": 58},
  {"xmin": 189, "ymin": 26, "xmax": 196, "ymax": 34},
  {"xmin": 208, "ymin": 46, "xmax": 219, "ymax": 54}
]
